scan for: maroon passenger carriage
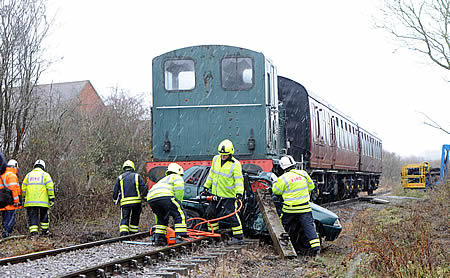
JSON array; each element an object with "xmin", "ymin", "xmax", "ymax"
[{"xmin": 277, "ymin": 76, "xmax": 382, "ymax": 202}]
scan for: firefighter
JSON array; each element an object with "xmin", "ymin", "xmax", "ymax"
[
  {"xmin": 22, "ymin": 160, "xmax": 55, "ymax": 237},
  {"xmin": 272, "ymin": 155, "xmax": 320, "ymax": 256},
  {"xmin": 1, "ymin": 159, "xmax": 20, "ymax": 238},
  {"xmin": 113, "ymin": 160, "xmax": 147, "ymax": 236},
  {"xmin": 202, "ymin": 139, "xmax": 244, "ymax": 245},
  {"xmin": 147, "ymin": 163, "xmax": 187, "ymax": 246}
]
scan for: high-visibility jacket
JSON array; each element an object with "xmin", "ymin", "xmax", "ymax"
[
  {"xmin": 272, "ymin": 169, "xmax": 315, "ymax": 213},
  {"xmin": 204, "ymin": 155, "xmax": 244, "ymax": 198},
  {"xmin": 147, "ymin": 173, "xmax": 184, "ymax": 202},
  {"xmin": 22, "ymin": 168, "xmax": 55, "ymax": 208},
  {"xmin": 0, "ymin": 167, "xmax": 20, "ymax": 211},
  {"xmin": 113, "ymin": 170, "xmax": 147, "ymax": 206}
]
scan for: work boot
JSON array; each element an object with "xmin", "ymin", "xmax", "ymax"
[
  {"xmin": 40, "ymin": 230, "xmax": 49, "ymax": 237},
  {"xmin": 308, "ymin": 248, "xmax": 320, "ymax": 257},
  {"xmin": 227, "ymin": 237, "xmax": 244, "ymax": 245},
  {"xmin": 2, "ymin": 232, "xmax": 9, "ymax": 238},
  {"xmin": 154, "ymin": 234, "xmax": 167, "ymax": 246},
  {"xmin": 120, "ymin": 231, "xmax": 129, "ymax": 237},
  {"xmin": 30, "ymin": 232, "xmax": 38, "ymax": 238}
]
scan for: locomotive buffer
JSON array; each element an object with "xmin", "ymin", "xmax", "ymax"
[{"xmin": 255, "ymin": 188, "xmax": 297, "ymax": 259}]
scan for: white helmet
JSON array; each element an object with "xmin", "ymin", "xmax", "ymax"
[
  {"xmin": 279, "ymin": 155, "xmax": 296, "ymax": 170},
  {"xmin": 166, "ymin": 163, "xmax": 184, "ymax": 176},
  {"xmin": 34, "ymin": 159, "xmax": 46, "ymax": 170},
  {"xmin": 7, "ymin": 159, "xmax": 18, "ymax": 168}
]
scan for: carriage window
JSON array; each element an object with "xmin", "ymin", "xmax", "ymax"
[
  {"xmin": 221, "ymin": 57, "xmax": 253, "ymax": 90},
  {"xmin": 164, "ymin": 59, "xmax": 195, "ymax": 91}
]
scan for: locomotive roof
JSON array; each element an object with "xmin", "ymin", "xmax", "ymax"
[{"xmin": 153, "ymin": 45, "xmax": 265, "ymax": 60}]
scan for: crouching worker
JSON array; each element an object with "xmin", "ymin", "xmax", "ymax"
[
  {"xmin": 147, "ymin": 163, "xmax": 187, "ymax": 246},
  {"xmin": 272, "ymin": 155, "xmax": 320, "ymax": 256},
  {"xmin": 113, "ymin": 160, "xmax": 147, "ymax": 236}
]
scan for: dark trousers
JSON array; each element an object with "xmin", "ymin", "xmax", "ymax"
[
  {"xmin": 27, "ymin": 207, "xmax": 49, "ymax": 234},
  {"xmin": 1, "ymin": 210, "xmax": 16, "ymax": 236},
  {"xmin": 148, "ymin": 197, "xmax": 187, "ymax": 238},
  {"xmin": 120, "ymin": 204, "xmax": 142, "ymax": 235},
  {"xmin": 205, "ymin": 198, "xmax": 243, "ymax": 239},
  {"xmin": 282, "ymin": 211, "xmax": 320, "ymax": 252}
]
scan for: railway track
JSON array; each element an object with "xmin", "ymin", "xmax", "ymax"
[
  {"xmin": 0, "ymin": 231, "xmax": 150, "ymax": 266},
  {"xmin": 62, "ymin": 237, "xmax": 256, "ymax": 278},
  {"xmin": 321, "ymin": 190, "xmax": 391, "ymax": 209},
  {"xmin": 0, "ymin": 231, "xmax": 255, "ymax": 278}
]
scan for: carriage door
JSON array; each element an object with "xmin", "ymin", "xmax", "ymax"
[
  {"xmin": 330, "ymin": 115, "xmax": 337, "ymax": 168},
  {"xmin": 265, "ymin": 61, "xmax": 278, "ymax": 155},
  {"xmin": 314, "ymin": 104, "xmax": 326, "ymax": 165}
]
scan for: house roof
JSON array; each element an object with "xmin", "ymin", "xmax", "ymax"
[{"xmin": 35, "ymin": 80, "xmax": 102, "ymax": 103}]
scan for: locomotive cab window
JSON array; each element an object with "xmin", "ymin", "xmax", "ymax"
[
  {"xmin": 221, "ymin": 57, "xmax": 253, "ymax": 90},
  {"xmin": 164, "ymin": 59, "xmax": 195, "ymax": 91}
]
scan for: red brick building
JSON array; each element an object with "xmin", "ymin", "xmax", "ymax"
[{"xmin": 35, "ymin": 80, "xmax": 105, "ymax": 116}]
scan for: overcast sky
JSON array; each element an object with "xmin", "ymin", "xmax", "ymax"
[{"xmin": 42, "ymin": 0, "xmax": 449, "ymax": 159}]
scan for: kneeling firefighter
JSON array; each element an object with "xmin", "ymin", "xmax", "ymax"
[
  {"xmin": 147, "ymin": 163, "xmax": 187, "ymax": 246},
  {"xmin": 272, "ymin": 155, "xmax": 321, "ymax": 256},
  {"xmin": 113, "ymin": 160, "xmax": 147, "ymax": 236},
  {"xmin": 201, "ymin": 139, "xmax": 244, "ymax": 245}
]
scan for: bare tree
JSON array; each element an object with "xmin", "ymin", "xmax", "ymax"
[
  {"xmin": 21, "ymin": 88, "xmax": 152, "ymax": 221},
  {"xmin": 377, "ymin": 0, "xmax": 450, "ymax": 71},
  {"xmin": 0, "ymin": 0, "xmax": 51, "ymax": 157},
  {"xmin": 417, "ymin": 110, "xmax": 450, "ymax": 134}
]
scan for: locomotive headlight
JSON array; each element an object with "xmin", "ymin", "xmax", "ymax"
[{"xmin": 333, "ymin": 218, "xmax": 341, "ymax": 228}]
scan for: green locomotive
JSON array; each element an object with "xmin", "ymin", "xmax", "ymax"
[{"xmin": 148, "ymin": 45, "xmax": 382, "ymax": 202}]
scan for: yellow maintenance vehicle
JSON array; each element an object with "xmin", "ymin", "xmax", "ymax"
[
  {"xmin": 401, "ymin": 144, "xmax": 450, "ymax": 189},
  {"xmin": 401, "ymin": 162, "xmax": 440, "ymax": 189}
]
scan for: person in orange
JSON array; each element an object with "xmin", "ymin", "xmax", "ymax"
[{"xmin": 0, "ymin": 159, "xmax": 20, "ymax": 238}]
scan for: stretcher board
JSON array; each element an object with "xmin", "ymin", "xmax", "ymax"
[{"xmin": 255, "ymin": 189, "xmax": 297, "ymax": 259}]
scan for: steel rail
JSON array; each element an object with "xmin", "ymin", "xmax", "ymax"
[
  {"xmin": 0, "ymin": 231, "xmax": 150, "ymax": 266},
  {"xmin": 58, "ymin": 236, "xmax": 217, "ymax": 278}
]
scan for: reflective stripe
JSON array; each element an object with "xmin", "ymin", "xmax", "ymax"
[
  {"xmin": 210, "ymin": 160, "xmax": 236, "ymax": 178},
  {"xmin": 283, "ymin": 195, "xmax": 309, "ymax": 202},
  {"xmin": 282, "ymin": 176, "xmax": 290, "ymax": 191},
  {"xmin": 171, "ymin": 198, "xmax": 186, "ymax": 225},
  {"xmin": 129, "ymin": 225, "xmax": 139, "ymax": 232},
  {"xmin": 225, "ymin": 184, "xmax": 238, "ymax": 189},
  {"xmin": 25, "ymin": 201, "xmax": 49, "ymax": 205},
  {"xmin": 310, "ymin": 238, "xmax": 320, "ymax": 248},
  {"xmin": 120, "ymin": 225, "xmax": 129, "ymax": 232},
  {"xmin": 284, "ymin": 185, "xmax": 308, "ymax": 194}
]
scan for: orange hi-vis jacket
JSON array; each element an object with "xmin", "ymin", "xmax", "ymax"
[{"xmin": 0, "ymin": 167, "xmax": 20, "ymax": 211}]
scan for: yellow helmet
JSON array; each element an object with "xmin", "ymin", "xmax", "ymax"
[
  {"xmin": 166, "ymin": 163, "xmax": 184, "ymax": 176},
  {"xmin": 218, "ymin": 139, "xmax": 234, "ymax": 155},
  {"xmin": 122, "ymin": 160, "xmax": 135, "ymax": 171}
]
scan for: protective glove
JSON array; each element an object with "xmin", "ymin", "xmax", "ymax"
[
  {"xmin": 236, "ymin": 193, "xmax": 243, "ymax": 200},
  {"xmin": 200, "ymin": 189, "xmax": 209, "ymax": 196},
  {"xmin": 49, "ymin": 198, "xmax": 55, "ymax": 207}
]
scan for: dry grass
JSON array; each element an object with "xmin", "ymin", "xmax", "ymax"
[{"xmin": 347, "ymin": 183, "xmax": 449, "ymax": 277}]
